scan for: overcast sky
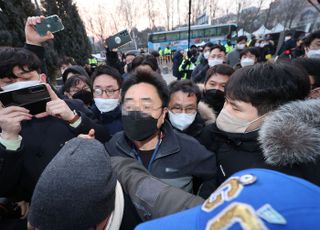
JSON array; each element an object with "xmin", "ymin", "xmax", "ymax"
[{"xmin": 73, "ymin": 0, "xmax": 272, "ymax": 36}]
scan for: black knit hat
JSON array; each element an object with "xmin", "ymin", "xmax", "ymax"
[
  {"xmin": 28, "ymin": 138, "xmax": 116, "ymax": 230},
  {"xmin": 62, "ymin": 65, "xmax": 89, "ymax": 83}
]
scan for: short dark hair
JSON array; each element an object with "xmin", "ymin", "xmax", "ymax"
[
  {"xmin": 210, "ymin": 44, "xmax": 226, "ymax": 54},
  {"xmin": 169, "ymin": 80, "xmax": 201, "ymax": 103},
  {"xmin": 240, "ymin": 47, "xmax": 261, "ymax": 59},
  {"xmin": 203, "ymin": 42, "xmax": 214, "ymax": 50},
  {"xmin": 64, "ymin": 74, "xmax": 92, "ymax": 93},
  {"xmin": 225, "ymin": 61, "xmax": 310, "ymax": 115},
  {"xmin": 128, "ymin": 54, "xmax": 159, "ymax": 72},
  {"xmin": 293, "ymin": 57, "xmax": 320, "ymax": 88},
  {"xmin": 125, "ymin": 50, "xmax": 139, "ymax": 58},
  {"xmin": 0, "ymin": 47, "xmax": 41, "ymax": 79},
  {"xmin": 205, "ymin": 64, "xmax": 235, "ymax": 84},
  {"xmin": 121, "ymin": 67, "xmax": 169, "ymax": 107},
  {"xmin": 303, "ymin": 30, "xmax": 320, "ymax": 48},
  {"xmin": 237, "ymin": 36, "xmax": 248, "ymax": 43},
  {"xmin": 91, "ymin": 65, "xmax": 122, "ymax": 88},
  {"xmin": 58, "ymin": 56, "xmax": 76, "ymax": 67}
]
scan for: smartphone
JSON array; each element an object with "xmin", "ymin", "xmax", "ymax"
[
  {"xmin": 105, "ymin": 29, "xmax": 132, "ymax": 50},
  {"xmin": 0, "ymin": 84, "xmax": 51, "ymax": 115},
  {"xmin": 35, "ymin": 15, "xmax": 64, "ymax": 37}
]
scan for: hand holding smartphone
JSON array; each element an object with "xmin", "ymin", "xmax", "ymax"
[
  {"xmin": 105, "ymin": 29, "xmax": 132, "ymax": 50},
  {"xmin": 0, "ymin": 84, "xmax": 51, "ymax": 115},
  {"xmin": 35, "ymin": 15, "xmax": 64, "ymax": 37}
]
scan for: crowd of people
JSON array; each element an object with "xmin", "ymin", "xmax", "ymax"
[{"xmin": 0, "ymin": 16, "xmax": 320, "ymax": 230}]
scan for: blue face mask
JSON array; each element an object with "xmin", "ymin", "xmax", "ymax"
[{"xmin": 168, "ymin": 111, "xmax": 196, "ymax": 131}]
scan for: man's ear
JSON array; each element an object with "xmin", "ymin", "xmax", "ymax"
[
  {"xmin": 40, "ymin": 73, "xmax": 47, "ymax": 83},
  {"xmin": 157, "ymin": 107, "xmax": 168, "ymax": 129},
  {"xmin": 309, "ymin": 87, "xmax": 320, "ymax": 99},
  {"xmin": 161, "ymin": 107, "xmax": 168, "ymax": 120}
]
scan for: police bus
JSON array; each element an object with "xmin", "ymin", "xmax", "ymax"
[{"xmin": 147, "ymin": 24, "xmax": 238, "ymax": 51}]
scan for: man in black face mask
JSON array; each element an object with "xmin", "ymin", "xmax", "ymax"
[
  {"xmin": 105, "ymin": 67, "xmax": 217, "ymax": 198},
  {"xmin": 202, "ymin": 64, "xmax": 234, "ymax": 115},
  {"xmin": 63, "ymin": 74, "xmax": 93, "ymax": 106}
]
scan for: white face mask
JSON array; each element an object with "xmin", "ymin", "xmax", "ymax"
[
  {"xmin": 237, "ymin": 44, "xmax": 246, "ymax": 50},
  {"xmin": 208, "ymin": 58, "xmax": 224, "ymax": 67},
  {"xmin": 1, "ymin": 80, "xmax": 41, "ymax": 92},
  {"xmin": 168, "ymin": 111, "xmax": 196, "ymax": 131},
  {"xmin": 216, "ymin": 108, "xmax": 264, "ymax": 133},
  {"xmin": 94, "ymin": 98, "xmax": 119, "ymax": 113},
  {"xmin": 260, "ymin": 43, "xmax": 266, "ymax": 48},
  {"xmin": 306, "ymin": 49, "xmax": 320, "ymax": 59},
  {"xmin": 203, "ymin": 51, "xmax": 210, "ymax": 60},
  {"xmin": 240, "ymin": 58, "xmax": 255, "ymax": 67},
  {"xmin": 284, "ymin": 36, "xmax": 291, "ymax": 41}
]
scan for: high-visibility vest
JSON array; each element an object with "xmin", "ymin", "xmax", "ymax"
[
  {"xmin": 159, "ymin": 49, "xmax": 163, "ymax": 56},
  {"xmin": 164, "ymin": 48, "xmax": 172, "ymax": 55},
  {"xmin": 224, "ymin": 44, "xmax": 233, "ymax": 54},
  {"xmin": 88, "ymin": 57, "xmax": 98, "ymax": 65},
  {"xmin": 178, "ymin": 59, "xmax": 195, "ymax": 79}
]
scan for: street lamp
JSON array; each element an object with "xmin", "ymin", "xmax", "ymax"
[{"xmin": 188, "ymin": 0, "xmax": 191, "ymax": 50}]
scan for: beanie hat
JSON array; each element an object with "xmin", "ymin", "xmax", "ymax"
[
  {"xmin": 28, "ymin": 138, "xmax": 116, "ymax": 230},
  {"xmin": 62, "ymin": 65, "xmax": 89, "ymax": 83}
]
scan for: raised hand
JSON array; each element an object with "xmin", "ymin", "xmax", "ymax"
[
  {"xmin": 25, "ymin": 16, "xmax": 54, "ymax": 46},
  {"xmin": 35, "ymin": 84, "xmax": 76, "ymax": 122}
]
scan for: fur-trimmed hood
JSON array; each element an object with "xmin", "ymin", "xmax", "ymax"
[
  {"xmin": 198, "ymin": 101, "xmax": 216, "ymax": 125},
  {"xmin": 259, "ymin": 99, "xmax": 320, "ymax": 166}
]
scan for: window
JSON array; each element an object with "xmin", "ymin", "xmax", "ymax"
[
  {"xmin": 192, "ymin": 29, "xmax": 204, "ymax": 38},
  {"xmin": 166, "ymin": 32, "xmax": 179, "ymax": 41},
  {"xmin": 151, "ymin": 34, "xmax": 166, "ymax": 43},
  {"xmin": 204, "ymin": 28, "xmax": 217, "ymax": 37},
  {"xmin": 180, "ymin": 31, "xmax": 189, "ymax": 40}
]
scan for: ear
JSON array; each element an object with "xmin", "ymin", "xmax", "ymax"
[
  {"xmin": 309, "ymin": 87, "xmax": 320, "ymax": 99},
  {"xmin": 39, "ymin": 73, "xmax": 47, "ymax": 83},
  {"xmin": 64, "ymin": 91, "xmax": 72, "ymax": 99},
  {"xmin": 161, "ymin": 107, "xmax": 168, "ymax": 122},
  {"xmin": 157, "ymin": 107, "xmax": 168, "ymax": 129}
]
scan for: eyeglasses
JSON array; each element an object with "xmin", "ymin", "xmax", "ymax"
[
  {"xmin": 93, "ymin": 88, "xmax": 119, "ymax": 97},
  {"xmin": 122, "ymin": 102, "xmax": 163, "ymax": 115},
  {"xmin": 170, "ymin": 106, "xmax": 196, "ymax": 114}
]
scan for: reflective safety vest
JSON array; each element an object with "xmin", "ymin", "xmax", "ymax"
[
  {"xmin": 178, "ymin": 59, "xmax": 195, "ymax": 80},
  {"xmin": 224, "ymin": 44, "xmax": 233, "ymax": 54},
  {"xmin": 164, "ymin": 47, "xmax": 172, "ymax": 55},
  {"xmin": 88, "ymin": 57, "xmax": 98, "ymax": 65},
  {"xmin": 159, "ymin": 49, "xmax": 163, "ymax": 56}
]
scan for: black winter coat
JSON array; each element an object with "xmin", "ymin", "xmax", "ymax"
[
  {"xmin": 198, "ymin": 124, "xmax": 266, "ymax": 185},
  {"xmin": 198, "ymin": 124, "xmax": 320, "ymax": 186},
  {"xmin": 0, "ymin": 100, "xmax": 110, "ymax": 201}
]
